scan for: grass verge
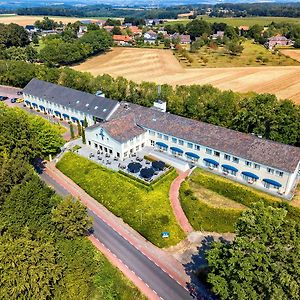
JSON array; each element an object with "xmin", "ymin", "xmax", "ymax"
[{"xmin": 56, "ymin": 152, "xmax": 185, "ymax": 248}]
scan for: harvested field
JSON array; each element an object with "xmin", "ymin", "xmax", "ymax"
[
  {"xmin": 0, "ymin": 15, "xmax": 100, "ymax": 26},
  {"xmin": 73, "ymin": 47, "xmax": 300, "ymax": 104},
  {"xmin": 281, "ymin": 49, "xmax": 300, "ymax": 62}
]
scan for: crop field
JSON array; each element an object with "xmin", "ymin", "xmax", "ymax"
[
  {"xmin": 0, "ymin": 14, "xmax": 112, "ymax": 26},
  {"xmin": 166, "ymin": 15, "xmax": 300, "ymax": 27},
  {"xmin": 73, "ymin": 47, "xmax": 300, "ymax": 103},
  {"xmin": 281, "ymin": 49, "xmax": 300, "ymax": 62}
]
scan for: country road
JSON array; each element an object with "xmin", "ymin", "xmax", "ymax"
[{"xmin": 38, "ymin": 165, "xmax": 197, "ymax": 300}]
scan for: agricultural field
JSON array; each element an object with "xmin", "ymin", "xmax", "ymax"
[
  {"xmin": 281, "ymin": 49, "xmax": 300, "ymax": 62},
  {"xmin": 166, "ymin": 15, "xmax": 300, "ymax": 27},
  {"xmin": 175, "ymin": 40, "xmax": 299, "ymax": 68},
  {"xmin": 73, "ymin": 47, "xmax": 300, "ymax": 103},
  {"xmin": 56, "ymin": 152, "xmax": 185, "ymax": 248},
  {"xmin": 0, "ymin": 14, "xmax": 115, "ymax": 26}
]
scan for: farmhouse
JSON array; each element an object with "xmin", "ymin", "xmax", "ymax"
[
  {"xmin": 265, "ymin": 35, "xmax": 294, "ymax": 50},
  {"xmin": 23, "ymin": 79, "xmax": 300, "ymax": 198}
]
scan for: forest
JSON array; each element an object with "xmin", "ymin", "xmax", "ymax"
[
  {"xmin": 0, "ymin": 59, "xmax": 299, "ymax": 147},
  {"xmin": 0, "ymin": 102, "xmax": 144, "ymax": 299}
]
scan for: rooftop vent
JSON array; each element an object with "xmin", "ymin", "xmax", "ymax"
[
  {"xmin": 95, "ymin": 106, "xmax": 98, "ymax": 110},
  {"xmin": 95, "ymin": 90, "xmax": 105, "ymax": 98},
  {"xmin": 103, "ymin": 108, "xmax": 107, "ymax": 112},
  {"xmin": 76, "ymin": 100, "xmax": 80, "ymax": 104},
  {"xmin": 85, "ymin": 103, "xmax": 89, "ymax": 107},
  {"xmin": 124, "ymin": 103, "xmax": 129, "ymax": 109}
]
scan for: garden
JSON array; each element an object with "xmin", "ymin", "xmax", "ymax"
[
  {"xmin": 56, "ymin": 152, "xmax": 185, "ymax": 248},
  {"xmin": 180, "ymin": 168, "xmax": 300, "ymax": 233}
]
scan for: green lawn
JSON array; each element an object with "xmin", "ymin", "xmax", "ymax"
[
  {"xmin": 93, "ymin": 248, "xmax": 146, "ymax": 300},
  {"xmin": 175, "ymin": 40, "xmax": 300, "ymax": 68},
  {"xmin": 56, "ymin": 152, "xmax": 185, "ymax": 248},
  {"xmin": 166, "ymin": 15, "xmax": 300, "ymax": 27},
  {"xmin": 180, "ymin": 168, "xmax": 300, "ymax": 233}
]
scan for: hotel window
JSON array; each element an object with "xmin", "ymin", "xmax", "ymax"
[
  {"xmin": 172, "ymin": 137, "xmax": 177, "ymax": 143},
  {"xmin": 187, "ymin": 142, "xmax": 193, "ymax": 149},
  {"xmin": 150, "ymin": 140, "xmax": 155, "ymax": 146},
  {"xmin": 141, "ymin": 143, "xmax": 145, "ymax": 148},
  {"xmin": 149, "ymin": 130, "xmax": 155, "ymax": 136},
  {"xmin": 276, "ymin": 170, "xmax": 284, "ymax": 177},
  {"xmin": 245, "ymin": 161, "xmax": 252, "ymax": 167},
  {"xmin": 206, "ymin": 148, "xmax": 212, "ymax": 155},
  {"xmin": 195, "ymin": 145, "xmax": 200, "ymax": 151},
  {"xmin": 232, "ymin": 157, "xmax": 239, "ymax": 164},
  {"xmin": 224, "ymin": 154, "xmax": 231, "ymax": 160},
  {"xmin": 157, "ymin": 133, "xmax": 162, "ymax": 138},
  {"xmin": 267, "ymin": 168, "xmax": 274, "ymax": 174},
  {"xmin": 214, "ymin": 151, "xmax": 220, "ymax": 157},
  {"xmin": 254, "ymin": 163, "xmax": 260, "ymax": 170},
  {"xmin": 163, "ymin": 135, "xmax": 169, "ymax": 141},
  {"xmin": 124, "ymin": 152, "xmax": 128, "ymax": 157},
  {"xmin": 178, "ymin": 140, "xmax": 184, "ymax": 146},
  {"xmin": 117, "ymin": 152, "xmax": 120, "ymax": 158},
  {"xmin": 136, "ymin": 146, "xmax": 139, "ymax": 151}
]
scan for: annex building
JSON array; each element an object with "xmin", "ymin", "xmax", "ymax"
[{"xmin": 23, "ymin": 79, "xmax": 300, "ymax": 198}]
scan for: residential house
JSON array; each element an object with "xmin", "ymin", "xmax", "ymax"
[
  {"xmin": 238, "ymin": 25, "xmax": 249, "ymax": 36},
  {"xmin": 171, "ymin": 33, "xmax": 191, "ymax": 44},
  {"xmin": 144, "ymin": 30, "xmax": 157, "ymax": 44},
  {"xmin": 265, "ymin": 35, "xmax": 294, "ymax": 50},
  {"xmin": 145, "ymin": 19, "xmax": 161, "ymax": 26},
  {"xmin": 113, "ymin": 35, "xmax": 133, "ymax": 46},
  {"xmin": 211, "ymin": 31, "xmax": 224, "ymax": 40}
]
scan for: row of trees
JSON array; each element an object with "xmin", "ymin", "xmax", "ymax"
[
  {"xmin": 0, "ymin": 60, "xmax": 299, "ymax": 146},
  {"xmin": 0, "ymin": 103, "xmax": 97, "ymax": 299},
  {"xmin": 0, "ymin": 23, "xmax": 30, "ymax": 48}
]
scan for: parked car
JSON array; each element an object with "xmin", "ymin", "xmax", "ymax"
[
  {"xmin": 0, "ymin": 96, "xmax": 9, "ymax": 100},
  {"xmin": 17, "ymin": 91, "xmax": 23, "ymax": 95},
  {"xmin": 16, "ymin": 98, "xmax": 24, "ymax": 103},
  {"xmin": 10, "ymin": 98, "xmax": 17, "ymax": 103}
]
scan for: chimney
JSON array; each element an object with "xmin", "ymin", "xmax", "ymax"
[{"xmin": 153, "ymin": 99, "xmax": 166, "ymax": 112}]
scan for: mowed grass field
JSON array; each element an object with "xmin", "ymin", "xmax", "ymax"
[
  {"xmin": 73, "ymin": 47, "xmax": 300, "ymax": 103},
  {"xmin": 166, "ymin": 15, "xmax": 300, "ymax": 27}
]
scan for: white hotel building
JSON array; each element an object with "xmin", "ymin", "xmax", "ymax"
[{"xmin": 24, "ymin": 79, "xmax": 300, "ymax": 199}]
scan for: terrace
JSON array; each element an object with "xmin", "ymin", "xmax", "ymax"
[{"xmin": 63, "ymin": 140, "xmax": 171, "ymax": 183}]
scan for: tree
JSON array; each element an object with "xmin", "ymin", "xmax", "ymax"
[
  {"xmin": 294, "ymin": 39, "xmax": 300, "ymax": 48},
  {"xmin": 82, "ymin": 127, "xmax": 86, "ymax": 144},
  {"xmin": 226, "ymin": 41, "xmax": 244, "ymax": 55},
  {"xmin": 70, "ymin": 122, "xmax": 75, "ymax": 139},
  {"xmin": 0, "ymin": 230, "xmax": 63, "ymax": 299},
  {"xmin": 77, "ymin": 122, "xmax": 82, "ymax": 136},
  {"xmin": 186, "ymin": 19, "xmax": 212, "ymax": 40},
  {"xmin": 112, "ymin": 26, "xmax": 122, "ymax": 35},
  {"xmin": 51, "ymin": 197, "xmax": 92, "ymax": 239},
  {"xmin": 206, "ymin": 203, "xmax": 300, "ymax": 300}
]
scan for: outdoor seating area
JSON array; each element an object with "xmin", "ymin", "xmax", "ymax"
[{"xmin": 68, "ymin": 140, "xmax": 170, "ymax": 182}]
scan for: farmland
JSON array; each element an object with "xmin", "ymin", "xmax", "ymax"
[
  {"xmin": 166, "ymin": 15, "xmax": 300, "ymax": 27},
  {"xmin": 73, "ymin": 47, "xmax": 300, "ymax": 104},
  {"xmin": 281, "ymin": 49, "xmax": 300, "ymax": 62},
  {"xmin": 0, "ymin": 14, "xmax": 113, "ymax": 26}
]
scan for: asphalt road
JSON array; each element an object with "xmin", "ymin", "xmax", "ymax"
[{"xmin": 39, "ymin": 168, "xmax": 194, "ymax": 300}]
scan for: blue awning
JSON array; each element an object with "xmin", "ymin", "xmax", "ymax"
[
  {"xmin": 203, "ymin": 158, "xmax": 219, "ymax": 166},
  {"xmin": 263, "ymin": 178, "xmax": 282, "ymax": 187},
  {"xmin": 32, "ymin": 102, "xmax": 38, "ymax": 107},
  {"xmin": 39, "ymin": 105, "xmax": 45, "ymax": 110},
  {"xmin": 25, "ymin": 100, "xmax": 31, "ymax": 105},
  {"xmin": 185, "ymin": 152, "xmax": 200, "ymax": 159},
  {"xmin": 54, "ymin": 110, "xmax": 61, "ymax": 115},
  {"xmin": 170, "ymin": 147, "xmax": 183, "ymax": 153},
  {"xmin": 242, "ymin": 171, "xmax": 259, "ymax": 180},
  {"xmin": 156, "ymin": 141, "xmax": 168, "ymax": 148},
  {"xmin": 71, "ymin": 117, "xmax": 79, "ymax": 122},
  {"xmin": 222, "ymin": 164, "xmax": 238, "ymax": 172},
  {"xmin": 80, "ymin": 120, "xmax": 84, "ymax": 125},
  {"xmin": 62, "ymin": 113, "xmax": 69, "ymax": 118}
]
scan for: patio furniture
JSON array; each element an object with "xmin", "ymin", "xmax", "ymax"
[
  {"xmin": 128, "ymin": 162, "xmax": 142, "ymax": 173},
  {"xmin": 152, "ymin": 161, "xmax": 165, "ymax": 171},
  {"xmin": 146, "ymin": 160, "xmax": 151, "ymax": 165},
  {"xmin": 97, "ymin": 150, "xmax": 100, "ymax": 155},
  {"xmin": 89, "ymin": 153, "xmax": 94, "ymax": 158},
  {"xmin": 140, "ymin": 167, "xmax": 154, "ymax": 179},
  {"xmin": 98, "ymin": 156, "xmax": 102, "ymax": 160}
]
